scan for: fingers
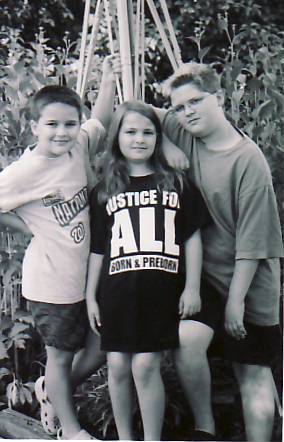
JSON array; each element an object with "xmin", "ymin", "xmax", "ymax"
[
  {"xmin": 87, "ymin": 303, "xmax": 101, "ymax": 335},
  {"xmin": 103, "ymin": 53, "xmax": 121, "ymax": 76},
  {"xmin": 178, "ymin": 155, "xmax": 190, "ymax": 170},
  {"xmin": 179, "ymin": 299, "xmax": 201, "ymax": 319},
  {"xmin": 170, "ymin": 154, "xmax": 190, "ymax": 170},
  {"xmin": 225, "ymin": 321, "xmax": 247, "ymax": 340}
]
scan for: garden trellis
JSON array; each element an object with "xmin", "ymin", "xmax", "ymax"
[{"xmin": 76, "ymin": 0, "xmax": 183, "ymax": 101}]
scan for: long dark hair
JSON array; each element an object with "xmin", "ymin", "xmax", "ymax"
[{"xmin": 97, "ymin": 100, "xmax": 182, "ymax": 202}]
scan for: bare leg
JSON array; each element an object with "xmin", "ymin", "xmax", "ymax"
[
  {"xmin": 132, "ymin": 352, "xmax": 165, "ymax": 441},
  {"xmin": 174, "ymin": 320, "xmax": 215, "ymax": 435},
  {"xmin": 71, "ymin": 329, "xmax": 106, "ymax": 387},
  {"xmin": 233, "ymin": 363, "xmax": 275, "ymax": 442},
  {"xmin": 45, "ymin": 346, "xmax": 81, "ymax": 439},
  {"xmin": 107, "ymin": 352, "xmax": 134, "ymax": 440}
]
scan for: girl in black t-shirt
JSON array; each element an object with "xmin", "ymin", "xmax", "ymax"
[{"xmin": 86, "ymin": 100, "xmax": 211, "ymax": 441}]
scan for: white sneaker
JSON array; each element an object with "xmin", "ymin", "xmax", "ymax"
[{"xmin": 35, "ymin": 376, "xmax": 60, "ymax": 435}]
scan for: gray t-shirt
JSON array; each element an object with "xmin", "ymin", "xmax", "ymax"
[{"xmin": 163, "ymin": 113, "xmax": 283, "ymax": 325}]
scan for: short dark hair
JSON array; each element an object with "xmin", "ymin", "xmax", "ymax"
[
  {"xmin": 27, "ymin": 85, "xmax": 83, "ymax": 122},
  {"xmin": 162, "ymin": 62, "xmax": 221, "ymax": 97}
]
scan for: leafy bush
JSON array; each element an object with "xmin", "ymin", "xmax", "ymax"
[{"xmin": 0, "ymin": 0, "xmax": 283, "ymax": 438}]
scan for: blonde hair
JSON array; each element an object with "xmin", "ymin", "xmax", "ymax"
[{"xmin": 162, "ymin": 62, "xmax": 221, "ymax": 97}]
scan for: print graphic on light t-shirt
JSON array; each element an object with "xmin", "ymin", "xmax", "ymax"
[
  {"xmin": 71, "ymin": 222, "xmax": 85, "ymax": 244},
  {"xmin": 51, "ymin": 187, "xmax": 88, "ymax": 226},
  {"xmin": 108, "ymin": 189, "xmax": 180, "ymax": 275},
  {"xmin": 42, "ymin": 189, "xmax": 65, "ymax": 206}
]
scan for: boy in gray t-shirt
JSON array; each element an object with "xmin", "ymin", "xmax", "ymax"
[{"xmin": 158, "ymin": 62, "xmax": 283, "ymax": 442}]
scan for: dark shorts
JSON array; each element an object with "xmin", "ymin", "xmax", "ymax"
[
  {"xmin": 28, "ymin": 300, "xmax": 89, "ymax": 352},
  {"xmin": 188, "ymin": 279, "xmax": 282, "ymax": 367}
]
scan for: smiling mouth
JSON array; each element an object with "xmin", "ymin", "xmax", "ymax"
[{"xmin": 188, "ymin": 118, "xmax": 200, "ymax": 124}]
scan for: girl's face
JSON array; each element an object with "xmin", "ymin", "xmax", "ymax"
[
  {"xmin": 118, "ymin": 111, "xmax": 157, "ymax": 170},
  {"xmin": 31, "ymin": 102, "xmax": 81, "ymax": 158}
]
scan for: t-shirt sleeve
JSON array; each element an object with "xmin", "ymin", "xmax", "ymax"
[
  {"xmin": 0, "ymin": 155, "xmax": 42, "ymax": 212},
  {"xmin": 236, "ymin": 184, "xmax": 284, "ymax": 259},
  {"xmin": 179, "ymin": 178, "xmax": 212, "ymax": 241},
  {"xmin": 89, "ymin": 187, "xmax": 108, "ymax": 255}
]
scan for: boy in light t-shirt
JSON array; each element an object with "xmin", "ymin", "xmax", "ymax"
[{"xmin": 0, "ymin": 55, "xmax": 119, "ymax": 440}]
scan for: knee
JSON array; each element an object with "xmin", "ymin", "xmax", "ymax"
[
  {"xmin": 132, "ymin": 356, "xmax": 160, "ymax": 384},
  {"xmin": 235, "ymin": 365, "xmax": 275, "ymax": 420},
  {"xmin": 241, "ymin": 382, "xmax": 275, "ymax": 419},
  {"xmin": 46, "ymin": 346, "xmax": 73, "ymax": 370},
  {"xmin": 174, "ymin": 342, "xmax": 208, "ymax": 375},
  {"xmin": 108, "ymin": 357, "xmax": 131, "ymax": 382},
  {"xmin": 243, "ymin": 393, "xmax": 274, "ymax": 421}
]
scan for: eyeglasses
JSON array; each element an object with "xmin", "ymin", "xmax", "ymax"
[{"xmin": 172, "ymin": 93, "xmax": 212, "ymax": 115}]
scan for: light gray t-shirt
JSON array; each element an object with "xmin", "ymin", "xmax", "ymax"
[{"xmin": 0, "ymin": 119, "xmax": 105, "ymax": 304}]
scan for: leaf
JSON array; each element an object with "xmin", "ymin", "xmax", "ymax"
[
  {"xmin": 186, "ymin": 36, "xmax": 200, "ymax": 48},
  {"xmin": 2, "ymin": 258, "xmax": 22, "ymax": 286},
  {"xmin": 0, "ymin": 342, "xmax": 9, "ymax": 359},
  {"xmin": 0, "ymin": 101, "xmax": 8, "ymax": 115},
  {"xmin": 23, "ymin": 381, "xmax": 35, "ymax": 393},
  {"xmin": 0, "ymin": 316, "xmax": 13, "ymax": 332},
  {"xmin": 218, "ymin": 16, "xmax": 228, "ymax": 32},
  {"xmin": 247, "ymin": 78, "xmax": 262, "ymax": 93},
  {"xmin": 270, "ymin": 90, "xmax": 284, "ymax": 113},
  {"xmin": 0, "ymin": 367, "xmax": 11, "ymax": 378},
  {"xmin": 254, "ymin": 100, "xmax": 275, "ymax": 120},
  {"xmin": 13, "ymin": 310, "xmax": 34, "ymax": 325},
  {"xmin": 9, "ymin": 322, "xmax": 30, "ymax": 338},
  {"xmin": 19, "ymin": 386, "xmax": 26, "ymax": 405},
  {"xmin": 199, "ymin": 46, "xmax": 212, "ymax": 62},
  {"xmin": 23, "ymin": 386, "xmax": 33, "ymax": 404}
]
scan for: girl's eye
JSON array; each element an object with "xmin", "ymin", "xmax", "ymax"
[
  {"xmin": 46, "ymin": 122, "xmax": 57, "ymax": 127},
  {"xmin": 144, "ymin": 130, "xmax": 155, "ymax": 136},
  {"xmin": 125, "ymin": 130, "xmax": 136, "ymax": 134},
  {"xmin": 66, "ymin": 122, "xmax": 78, "ymax": 127}
]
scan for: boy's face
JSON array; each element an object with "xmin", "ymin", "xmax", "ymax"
[
  {"xmin": 31, "ymin": 102, "xmax": 81, "ymax": 158},
  {"xmin": 170, "ymin": 83, "xmax": 224, "ymax": 138}
]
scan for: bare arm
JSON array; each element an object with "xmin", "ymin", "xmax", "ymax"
[
  {"xmin": 91, "ymin": 54, "xmax": 121, "ymax": 128},
  {"xmin": 85, "ymin": 252, "xmax": 104, "ymax": 334},
  {"xmin": 150, "ymin": 105, "xmax": 189, "ymax": 169},
  {"xmin": 0, "ymin": 212, "xmax": 32, "ymax": 236},
  {"xmin": 179, "ymin": 229, "xmax": 203, "ymax": 319},
  {"xmin": 162, "ymin": 133, "xmax": 189, "ymax": 170},
  {"xmin": 225, "ymin": 258, "xmax": 259, "ymax": 339}
]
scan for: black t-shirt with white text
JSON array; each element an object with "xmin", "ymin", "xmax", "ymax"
[{"xmin": 90, "ymin": 174, "xmax": 211, "ymax": 352}]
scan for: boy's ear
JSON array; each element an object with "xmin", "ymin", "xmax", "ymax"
[
  {"xmin": 30, "ymin": 120, "xmax": 38, "ymax": 136},
  {"xmin": 216, "ymin": 90, "xmax": 225, "ymax": 106}
]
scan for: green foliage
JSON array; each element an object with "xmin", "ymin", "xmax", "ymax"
[
  {"xmin": 0, "ymin": 0, "xmax": 283, "ymax": 436},
  {"xmin": 6, "ymin": 377, "xmax": 34, "ymax": 409},
  {"xmin": 0, "ymin": 308, "xmax": 35, "ymax": 409}
]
